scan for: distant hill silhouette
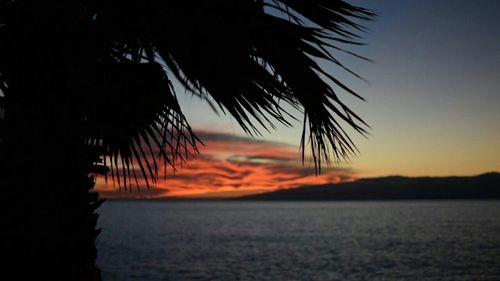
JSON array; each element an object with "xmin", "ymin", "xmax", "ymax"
[{"xmin": 239, "ymin": 172, "xmax": 500, "ymax": 200}]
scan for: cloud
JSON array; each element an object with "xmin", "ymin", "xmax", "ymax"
[
  {"xmin": 194, "ymin": 131, "xmax": 289, "ymax": 147},
  {"xmin": 98, "ymin": 187, "xmax": 170, "ymax": 200},
  {"xmin": 95, "ymin": 129, "xmax": 356, "ymax": 198}
]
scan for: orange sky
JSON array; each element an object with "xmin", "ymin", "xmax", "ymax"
[{"xmin": 95, "ymin": 130, "xmax": 356, "ymax": 199}]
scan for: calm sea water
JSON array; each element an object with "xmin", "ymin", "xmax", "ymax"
[{"xmin": 97, "ymin": 201, "xmax": 500, "ymax": 281}]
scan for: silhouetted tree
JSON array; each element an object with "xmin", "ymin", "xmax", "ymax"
[{"xmin": 0, "ymin": 1, "xmax": 373, "ymax": 280}]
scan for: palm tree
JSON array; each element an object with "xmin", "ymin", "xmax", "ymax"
[{"xmin": 0, "ymin": 1, "xmax": 374, "ymax": 280}]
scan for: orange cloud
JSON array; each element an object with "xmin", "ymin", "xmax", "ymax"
[{"xmin": 95, "ymin": 130, "xmax": 356, "ymax": 198}]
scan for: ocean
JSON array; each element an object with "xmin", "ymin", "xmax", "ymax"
[{"xmin": 96, "ymin": 201, "xmax": 500, "ymax": 281}]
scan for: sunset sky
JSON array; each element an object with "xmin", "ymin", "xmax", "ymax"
[{"xmin": 96, "ymin": 0, "xmax": 500, "ymax": 198}]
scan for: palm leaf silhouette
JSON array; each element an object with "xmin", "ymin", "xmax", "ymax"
[{"xmin": 51, "ymin": 0, "xmax": 373, "ymax": 185}]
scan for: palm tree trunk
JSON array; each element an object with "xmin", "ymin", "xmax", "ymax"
[{"xmin": 0, "ymin": 92, "xmax": 104, "ymax": 281}]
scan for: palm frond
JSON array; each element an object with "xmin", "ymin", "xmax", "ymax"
[
  {"xmin": 0, "ymin": 0, "xmax": 374, "ymax": 188},
  {"xmin": 149, "ymin": 0, "xmax": 373, "ymax": 171},
  {"xmin": 86, "ymin": 0, "xmax": 373, "ymax": 182},
  {"xmin": 82, "ymin": 62, "xmax": 199, "ymax": 188}
]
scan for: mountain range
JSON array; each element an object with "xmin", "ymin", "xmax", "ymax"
[{"xmin": 238, "ymin": 172, "xmax": 500, "ymax": 200}]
